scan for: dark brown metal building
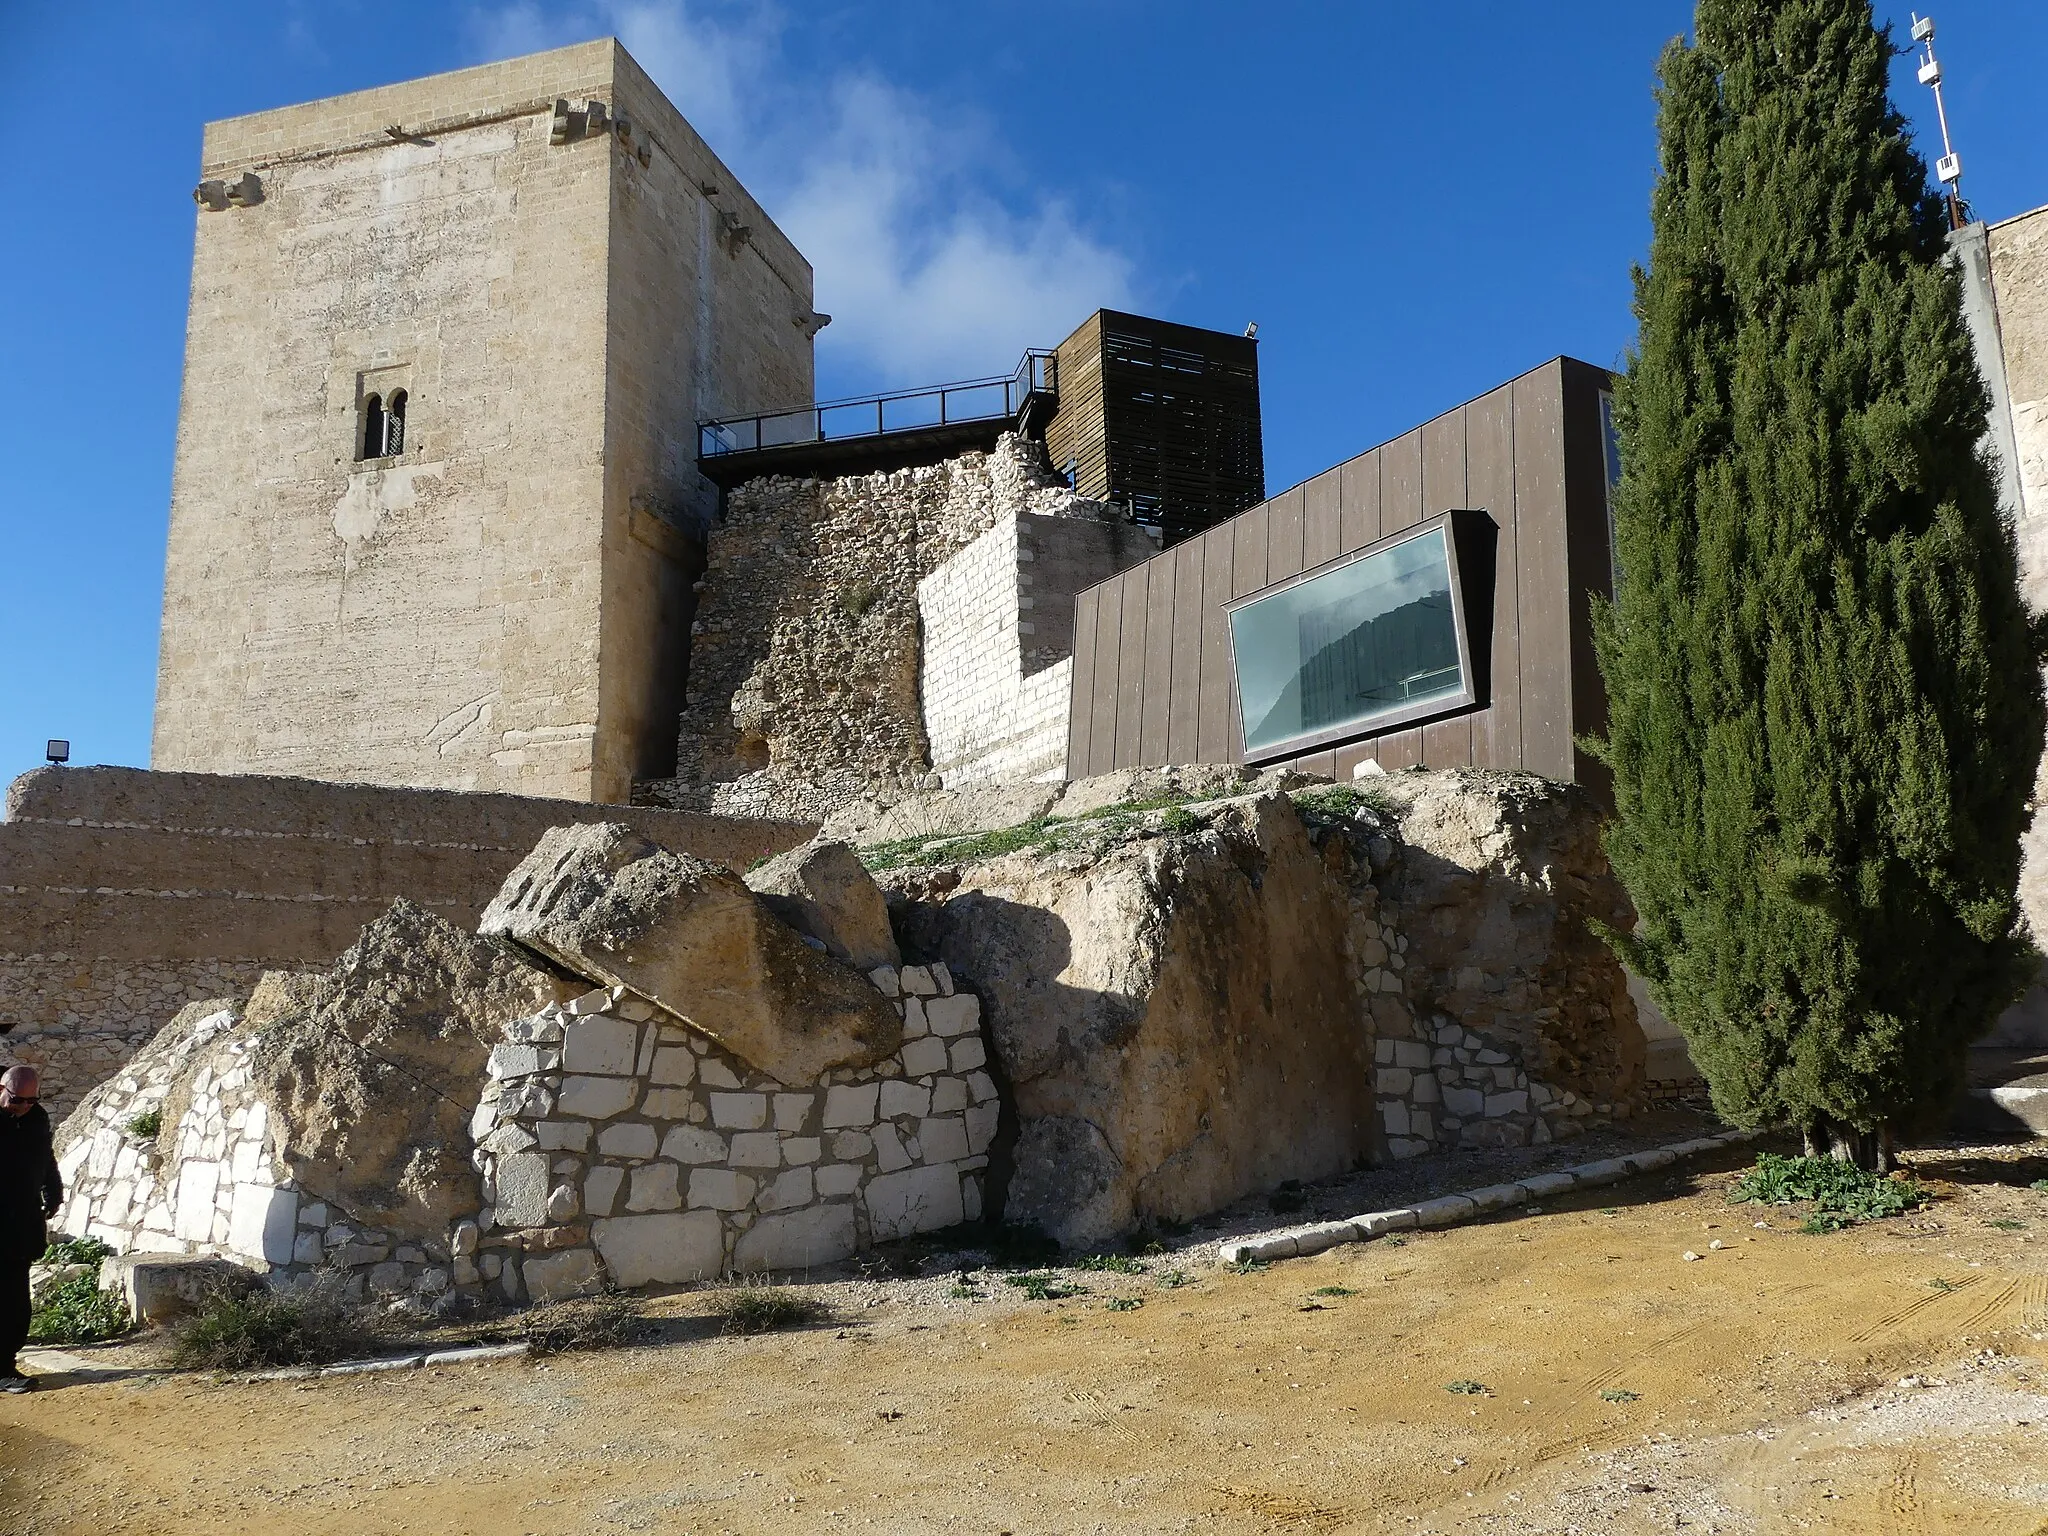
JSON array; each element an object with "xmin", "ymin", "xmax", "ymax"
[
  {"xmin": 1063, "ymin": 357, "xmax": 1619, "ymax": 788},
  {"xmin": 1043, "ymin": 310, "xmax": 1265, "ymax": 546}
]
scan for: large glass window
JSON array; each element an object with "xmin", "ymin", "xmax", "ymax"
[{"xmin": 1228, "ymin": 523, "xmax": 1472, "ymax": 759}]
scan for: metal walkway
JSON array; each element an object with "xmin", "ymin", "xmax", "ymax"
[{"xmin": 696, "ymin": 350, "xmax": 1057, "ymax": 489}]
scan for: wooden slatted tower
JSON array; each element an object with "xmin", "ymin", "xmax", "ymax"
[{"xmin": 1044, "ymin": 310, "xmax": 1265, "ymax": 546}]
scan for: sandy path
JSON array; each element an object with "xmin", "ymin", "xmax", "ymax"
[{"xmin": 4, "ymin": 1145, "xmax": 2046, "ymax": 1534}]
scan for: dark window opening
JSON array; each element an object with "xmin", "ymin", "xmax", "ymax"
[{"xmin": 360, "ymin": 394, "xmax": 384, "ymax": 461}]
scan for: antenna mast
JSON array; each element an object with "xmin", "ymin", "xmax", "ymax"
[{"xmin": 1910, "ymin": 12, "xmax": 1968, "ymax": 230}]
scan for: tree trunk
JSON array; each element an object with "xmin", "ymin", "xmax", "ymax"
[{"xmin": 1802, "ymin": 1117, "xmax": 1894, "ymax": 1173}]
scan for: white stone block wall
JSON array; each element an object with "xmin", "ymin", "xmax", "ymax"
[
  {"xmin": 918, "ymin": 511, "xmax": 1157, "ymax": 788},
  {"xmin": 466, "ymin": 963, "xmax": 998, "ymax": 1302}
]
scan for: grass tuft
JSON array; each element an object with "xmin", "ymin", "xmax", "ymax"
[
  {"xmin": 1728, "ymin": 1153, "xmax": 1929, "ymax": 1232},
  {"xmin": 1002, "ymin": 1272, "xmax": 1086, "ymax": 1301},
  {"xmin": 520, "ymin": 1295, "xmax": 641, "ymax": 1355},
  {"xmin": 706, "ymin": 1284, "xmax": 825, "ymax": 1337},
  {"xmin": 167, "ymin": 1282, "xmax": 388, "ymax": 1370},
  {"xmin": 27, "ymin": 1275, "xmax": 130, "ymax": 1345},
  {"xmin": 1291, "ymin": 784, "xmax": 1397, "ymax": 823},
  {"xmin": 1075, "ymin": 1253, "xmax": 1146, "ymax": 1275}
]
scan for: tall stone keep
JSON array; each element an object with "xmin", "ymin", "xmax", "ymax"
[{"xmin": 152, "ymin": 40, "xmax": 817, "ymax": 803}]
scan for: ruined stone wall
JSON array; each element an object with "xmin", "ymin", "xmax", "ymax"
[
  {"xmin": 648, "ymin": 434, "xmax": 1120, "ymax": 820},
  {"xmin": 0, "ymin": 766, "xmax": 812, "ymax": 1113},
  {"xmin": 152, "ymin": 40, "xmax": 813, "ymax": 804},
  {"xmin": 919, "ymin": 512, "xmax": 1158, "ymax": 786},
  {"xmin": 56, "ymin": 970, "xmax": 999, "ymax": 1302}
]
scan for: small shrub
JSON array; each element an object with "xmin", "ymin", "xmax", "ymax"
[
  {"xmin": 1076, "ymin": 1253, "xmax": 1146, "ymax": 1275},
  {"xmin": 1228, "ymin": 1257, "xmax": 1269, "ymax": 1275},
  {"xmin": 1158, "ymin": 807, "xmax": 1201, "ymax": 835},
  {"xmin": 1155, "ymin": 1270, "xmax": 1192, "ymax": 1289},
  {"xmin": 1002, "ymin": 1272, "xmax": 1085, "ymax": 1301},
  {"xmin": 707, "ymin": 1284, "xmax": 824, "ymax": 1336},
  {"xmin": 1445, "ymin": 1379, "xmax": 1488, "ymax": 1396},
  {"xmin": 521, "ymin": 1295, "xmax": 641, "ymax": 1355},
  {"xmin": 1310, "ymin": 1286, "xmax": 1355, "ymax": 1298},
  {"xmin": 1728, "ymin": 1153, "xmax": 1930, "ymax": 1231},
  {"xmin": 40, "ymin": 1235, "xmax": 113, "ymax": 1268},
  {"xmin": 1103, "ymin": 1296, "xmax": 1143, "ymax": 1313},
  {"xmin": 1601, "ymin": 1388, "xmax": 1641, "ymax": 1403},
  {"xmin": 947, "ymin": 1282, "xmax": 982, "ymax": 1300},
  {"xmin": 125, "ymin": 1107, "xmax": 163, "ymax": 1139},
  {"xmin": 167, "ymin": 1283, "xmax": 386, "ymax": 1370},
  {"xmin": 2030, "ymin": 1179, "xmax": 2048, "ymax": 1194},
  {"xmin": 27, "ymin": 1276, "xmax": 130, "ymax": 1345}
]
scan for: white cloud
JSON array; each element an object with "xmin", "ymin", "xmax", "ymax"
[{"xmin": 465, "ymin": 1, "xmax": 1138, "ymax": 388}]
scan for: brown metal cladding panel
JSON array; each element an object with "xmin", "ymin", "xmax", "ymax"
[
  {"xmin": 1266, "ymin": 486, "xmax": 1304, "ymax": 582},
  {"xmin": 1466, "ymin": 384, "xmax": 1520, "ymax": 771},
  {"xmin": 1113, "ymin": 563, "xmax": 1151, "ymax": 768},
  {"xmin": 1088, "ymin": 577, "xmax": 1125, "ymax": 776},
  {"xmin": 1232, "ymin": 503, "xmax": 1270, "ymax": 597},
  {"xmin": 1330, "ymin": 740, "xmax": 1379, "ymax": 778},
  {"xmin": 1422, "ymin": 714, "xmax": 1473, "ymax": 768},
  {"xmin": 1067, "ymin": 586, "xmax": 1098, "ymax": 777},
  {"xmin": 1338, "ymin": 451, "xmax": 1381, "ymax": 553},
  {"xmin": 1422, "ymin": 407, "xmax": 1468, "ymax": 516},
  {"xmin": 1513, "ymin": 365, "xmax": 1575, "ymax": 780},
  {"xmin": 1380, "ymin": 429, "xmax": 1424, "ymax": 535},
  {"xmin": 1378, "ymin": 727, "xmax": 1423, "ymax": 770},
  {"xmin": 1561, "ymin": 358, "xmax": 1617, "ymax": 799},
  {"xmin": 1197, "ymin": 530, "xmax": 1239, "ymax": 763},
  {"xmin": 1294, "ymin": 750, "xmax": 1339, "ymax": 779},
  {"xmin": 1302, "ymin": 469, "xmax": 1340, "ymax": 570},
  {"xmin": 1138, "ymin": 551, "xmax": 1177, "ymax": 765},
  {"xmin": 1166, "ymin": 538, "xmax": 1205, "ymax": 764}
]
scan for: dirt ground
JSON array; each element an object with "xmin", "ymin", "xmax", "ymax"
[{"xmin": 5, "ymin": 1139, "xmax": 2048, "ymax": 1535}]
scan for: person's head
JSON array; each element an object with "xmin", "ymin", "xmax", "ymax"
[{"xmin": 0, "ymin": 1065, "xmax": 38, "ymax": 1116}]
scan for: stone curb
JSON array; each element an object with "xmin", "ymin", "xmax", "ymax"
[
  {"xmin": 244, "ymin": 1340, "xmax": 530, "ymax": 1382},
  {"xmin": 1219, "ymin": 1129, "xmax": 1764, "ymax": 1266}
]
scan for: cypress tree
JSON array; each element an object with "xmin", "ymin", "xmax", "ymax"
[{"xmin": 1594, "ymin": 0, "xmax": 2045, "ymax": 1167}]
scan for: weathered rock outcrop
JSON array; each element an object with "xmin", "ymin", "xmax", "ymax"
[
  {"xmin": 53, "ymin": 900, "xmax": 558, "ymax": 1276},
  {"xmin": 889, "ymin": 791, "xmax": 1377, "ymax": 1248},
  {"xmin": 743, "ymin": 840, "xmax": 901, "ymax": 971},
  {"xmin": 871, "ymin": 767, "xmax": 1646, "ymax": 1246},
  {"xmin": 1373, "ymin": 771, "xmax": 1645, "ymax": 1109},
  {"xmin": 480, "ymin": 823, "xmax": 902, "ymax": 1086}
]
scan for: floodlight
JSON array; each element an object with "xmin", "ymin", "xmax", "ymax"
[{"xmin": 45, "ymin": 739, "xmax": 69, "ymax": 766}]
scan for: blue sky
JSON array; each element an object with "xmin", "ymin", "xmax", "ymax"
[{"xmin": 2, "ymin": 1, "xmax": 2043, "ymax": 787}]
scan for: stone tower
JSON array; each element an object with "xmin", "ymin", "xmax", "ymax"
[{"xmin": 152, "ymin": 40, "xmax": 817, "ymax": 803}]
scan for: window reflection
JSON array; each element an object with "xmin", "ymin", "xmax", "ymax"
[{"xmin": 1230, "ymin": 525, "xmax": 1468, "ymax": 756}]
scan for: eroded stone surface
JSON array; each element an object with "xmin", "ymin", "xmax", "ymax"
[
  {"xmin": 744, "ymin": 840, "xmax": 901, "ymax": 971},
  {"xmin": 480, "ymin": 822, "xmax": 900, "ymax": 1084}
]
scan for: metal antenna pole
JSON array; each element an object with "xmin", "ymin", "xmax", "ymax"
[{"xmin": 1910, "ymin": 12, "xmax": 1967, "ymax": 229}]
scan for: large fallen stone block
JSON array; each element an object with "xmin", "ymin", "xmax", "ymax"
[
  {"xmin": 100, "ymin": 1252, "xmax": 263, "ymax": 1325},
  {"xmin": 744, "ymin": 840, "xmax": 901, "ymax": 970},
  {"xmin": 481, "ymin": 823, "xmax": 902, "ymax": 1086}
]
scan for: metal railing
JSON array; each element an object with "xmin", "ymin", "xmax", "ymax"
[{"xmin": 700, "ymin": 349, "xmax": 1057, "ymax": 459}]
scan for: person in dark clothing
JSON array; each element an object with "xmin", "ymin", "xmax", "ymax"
[{"xmin": 1, "ymin": 1064, "xmax": 63, "ymax": 1392}]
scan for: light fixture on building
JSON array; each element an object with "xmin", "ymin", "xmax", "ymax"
[{"xmin": 45, "ymin": 739, "xmax": 69, "ymax": 766}]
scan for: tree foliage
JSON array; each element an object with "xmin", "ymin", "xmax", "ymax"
[{"xmin": 1594, "ymin": 0, "xmax": 2044, "ymax": 1159}]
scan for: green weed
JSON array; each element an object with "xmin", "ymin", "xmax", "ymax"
[
  {"xmin": 1987, "ymin": 1218, "xmax": 2026, "ymax": 1231},
  {"xmin": 39, "ymin": 1236, "xmax": 113, "ymax": 1268},
  {"xmin": 1103, "ymin": 1297, "xmax": 1143, "ymax": 1313},
  {"xmin": 1728, "ymin": 1153, "xmax": 1929, "ymax": 1231},
  {"xmin": 1003, "ymin": 1272, "xmax": 1086, "ymax": 1301},
  {"xmin": 27, "ymin": 1276, "xmax": 130, "ymax": 1345},
  {"xmin": 707, "ymin": 1284, "xmax": 825, "ymax": 1336},
  {"xmin": 1445, "ymin": 1379, "xmax": 1488, "ymax": 1395},
  {"xmin": 1309, "ymin": 1286, "xmax": 1356, "ymax": 1298},
  {"xmin": 1601, "ymin": 1388, "xmax": 1641, "ymax": 1403},
  {"xmin": 1076, "ymin": 1253, "xmax": 1147, "ymax": 1275},
  {"xmin": 1155, "ymin": 1270, "xmax": 1192, "ymax": 1289},
  {"xmin": 124, "ymin": 1107, "xmax": 163, "ymax": 1139},
  {"xmin": 167, "ymin": 1283, "xmax": 385, "ymax": 1370}
]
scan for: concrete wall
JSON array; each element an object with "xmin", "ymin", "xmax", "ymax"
[
  {"xmin": 152, "ymin": 40, "xmax": 813, "ymax": 805},
  {"xmin": 0, "ymin": 766, "xmax": 813, "ymax": 1114},
  {"xmin": 919, "ymin": 513, "xmax": 1157, "ymax": 786}
]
